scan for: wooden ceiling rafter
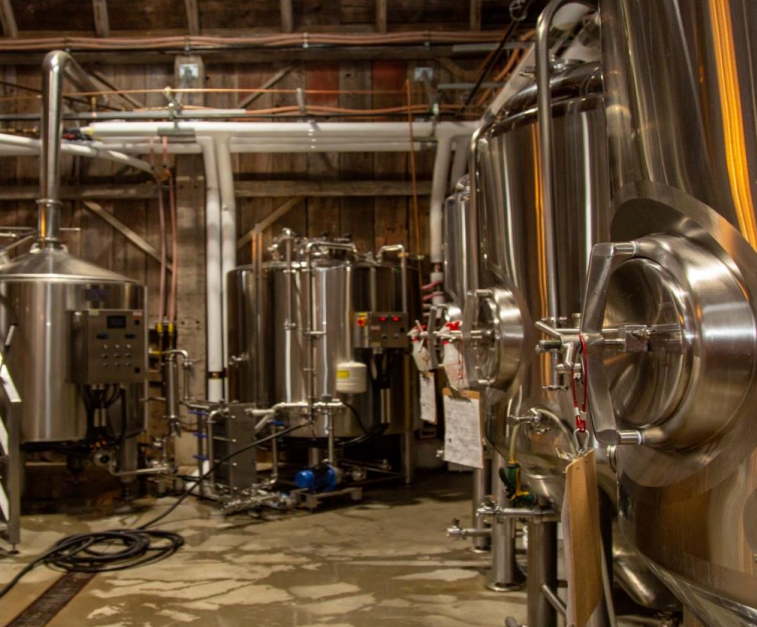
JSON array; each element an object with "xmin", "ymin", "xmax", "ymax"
[
  {"xmin": 92, "ymin": 0, "xmax": 110, "ymax": 37},
  {"xmin": 185, "ymin": 0, "xmax": 200, "ymax": 35},
  {"xmin": 280, "ymin": 0, "xmax": 293, "ymax": 33},
  {"xmin": 470, "ymin": 0, "xmax": 482, "ymax": 30},
  {"xmin": 0, "ymin": 0, "xmax": 17, "ymax": 39},
  {"xmin": 376, "ymin": 0, "xmax": 387, "ymax": 33}
]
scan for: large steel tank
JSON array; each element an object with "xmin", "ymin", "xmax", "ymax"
[
  {"xmin": 581, "ymin": 1, "xmax": 757, "ymax": 624},
  {"xmin": 0, "ymin": 246, "xmax": 145, "ymax": 443},
  {"xmin": 466, "ymin": 61, "xmax": 678, "ymax": 616},
  {"xmin": 228, "ymin": 235, "xmax": 419, "ymax": 439},
  {"xmin": 443, "ymin": 176, "xmax": 478, "ymax": 315},
  {"xmin": 471, "ymin": 62, "xmax": 611, "ymax": 502}
]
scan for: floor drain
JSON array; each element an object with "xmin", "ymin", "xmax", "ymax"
[{"xmin": 6, "ymin": 572, "xmax": 96, "ymax": 627}]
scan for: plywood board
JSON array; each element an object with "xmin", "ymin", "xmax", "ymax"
[{"xmin": 563, "ymin": 449, "xmax": 604, "ymax": 627}]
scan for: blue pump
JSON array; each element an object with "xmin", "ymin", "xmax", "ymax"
[{"xmin": 295, "ymin": 464, "xmax": 339, "ymax": 492}]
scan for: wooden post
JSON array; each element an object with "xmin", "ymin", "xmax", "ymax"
[
  {"xmin": 372, "ymin": 60, "xmax": 409, "ymax": 250},
  {"xmin": 306, "ymin": 64, "xmax": 341, "ymax": 239},
  {"xmin": 339, "ymin": 61, "xmax": 375, "ymax": 252},
  {"xmin": 174, "ymin": 152, "xmax": 208, "ymax": 465},
  {"xmin": 170, "ymin": 56, "xmax": 207, "ymax": 464}
]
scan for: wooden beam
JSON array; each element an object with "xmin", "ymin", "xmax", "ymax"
[
  {"xmin": 237, "ymin": 196, "xmax": 304, "ymax": 249},
  {"xmin": 235, "ymin": 180, "xmax": 432, "ymax": 198},
  {"xmin": 0, "ymin": 180, "xmax": 432, "ymax": 202},
  {"xmin": 281, "ymin": 0, "xmax": 294, "ymax": 33},
  {"xmin": 376, "ymin": 0, "xmax": 387, "ymax": 33},
  {"xmin": 91, "ymin": 70, "xmax": 144, "ymax": 109},
  {"xmin": 0, "ymin": 44, "xmax": 488, "ymax": 66},
  {"xmin": 184, "ymin": 0, "xmax": 200, "ymax": 36},
  {"xmin": 82, "ymin": 201, "xmax": 172, "ymax": 271},
  {"xmin": 469, "ymin": 0, "xmax": 482, "ymax": 31},
  {"xmin": 237, "ymin": 64, "xmax": 295, "ymax": 109},
  {"xmin": 0, "ymin": 184, "xmax": 157, "ymax": 201},
  {"xmin": 438, "ymin": 58, "xmax": 479, "ymax": 83},
  {"xmin": 0, "ymin": 0, "xmax": 17, "ymax": 39},
  {"xmin": 92, "ymin": 0, "xmax": 110, "ymax": 38}
]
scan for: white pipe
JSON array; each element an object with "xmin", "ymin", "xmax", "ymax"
[
  {"xmin": 448, "ymin": 138, "xmax": 470, "ymax": 192},
  {"xmin": 93, "ymin": 140, "xmax": 431, "ymax": 154},
  {"xmin": 197, "ymin": 137, "xmax": 224, "ymax": 402},
  {"xmin": 84, "ymin": 121, "xmax": 476, "ymax": 139},
  {"xmin": 483, "ymin": 4, "xmax": 593, "ymax": 120},
  {"xmin": 0, "ymin": 133, "xmax": 154, "ymax": 173},
  {"xmin": 430, "ymin": 135, "xmax": 453, "ymax": 265},
  {"xmin": 88, "ymin": 141, "xmax": 204, "ymax": 155},
  {"xmin": 79, "ymin": 121, "xmax": 474, "ymax": 341},
  {"xmin": 214, "ymin": 134, "xmax": 236, "ymax": 398}
]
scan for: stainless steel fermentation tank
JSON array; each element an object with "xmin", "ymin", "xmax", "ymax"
[
  {"xmin": 470, "ymin": 62, "xmax": 610, "ymax": 504},
  {"xmin": 0, "ymin": 248, "xmax": 145, "ymax": 444},
  {"xmin": 469, "ymin": 63, "xmax": 613, "ymax": 627},
  {"xmin": 442, "ymin": 176, "xmax": 478, "ymax": 324},
  {"xmin": 440, "ymin": 178, "xmax": 498, "ymax": 559},
  {"xmin": 578, "ymin": 1, "xmax": 757, "ymax": 624},
  {"xmin": 465, "ymin": 57, "xmax": 678, "ymax": 622},
  {"xmin": 228, "ymin": 233, "xmax": 420, "ymax": 440}
]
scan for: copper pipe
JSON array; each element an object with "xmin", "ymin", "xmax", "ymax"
[{"xmin": 0, "ymin": 30, "xmax": 505, "ymax": 53}]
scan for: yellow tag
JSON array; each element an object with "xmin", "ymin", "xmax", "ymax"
[{"xmin": 337, "ymin": 370, "xmax": 349, "ymax": 379}]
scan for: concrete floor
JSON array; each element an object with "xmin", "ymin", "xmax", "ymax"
[{"xmin": 0, "ymin": 471, "xmax": 527, "ymax": 627}]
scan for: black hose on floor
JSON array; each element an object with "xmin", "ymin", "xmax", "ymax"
[{"xmin": 0, "ymin": 422, "xmax": 305, "ymax": 601}]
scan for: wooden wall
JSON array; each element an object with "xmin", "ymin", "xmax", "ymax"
[{"xmin": 0, "ymin": 57, "xmax": 453, "ymax": 461}]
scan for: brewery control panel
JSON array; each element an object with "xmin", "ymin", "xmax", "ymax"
[
  {"xmin": 355, "ymin": 312, "xmax": 409, "ymax": 350},
  {"xmin": 69, "ymin": 309, "xmax": 147, "ymax": 385}
]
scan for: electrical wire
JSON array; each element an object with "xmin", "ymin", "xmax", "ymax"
[
  {"xmin": 137, "ymin": 422, "xmax": 305, "ymax": 529},
  {"xmin": 459, "ymin": 1, "xmax": 534, "ymax": 115},
  {"xmin": 0, "ymin": 30, "xmax": 505, "ymax": 53},
  {"xmin": 166, "ymin": 160, "xmax": 178, "ymax": 324},
  {"xmin": 342, "ymin": 400, "xmax": 375, "ymax": 437},
  {"xmin": 0, "ymin": 530, "xmax": 185, "ymax": 601},
  {"xmin": 156, "ymin": 152, "xmax": 167, "ymax": 325},
  {"xmin": 0, "ymin": 422, "xmax": 304, "ymax": 601}
]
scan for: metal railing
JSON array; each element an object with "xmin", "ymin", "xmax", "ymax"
[{"xmin": 0, "ymin": 346, "xmax": 22, "ymax": 549}]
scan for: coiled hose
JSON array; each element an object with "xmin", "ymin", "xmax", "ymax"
[{"xmin": 0, "ymin": 422, "xmax": 304, "ymax": 600}]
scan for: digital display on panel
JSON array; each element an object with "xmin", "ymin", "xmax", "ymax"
[{"xmin": 107, "ymin": 315, "xmax": 127, "ymax": 329}]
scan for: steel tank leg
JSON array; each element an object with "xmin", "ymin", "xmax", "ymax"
[
  {"xmin": 527, "ymin": 519, "xmax": 557, "ymax": 627},
  {"xmin": 118, "ymin": 436, "xmax": 138, "ymax": 501},
  {"xmin": 471, "ymin": 455, "xmax": 491, "ymax": 553},
  {"xmin": 402, "ymin": 431, "xmax": 416, "ymax": 484},
  {"xmin": 488, "ymin": 450, "xmax": 520, "ymax": 591},
  {"xmin": 308, "ymin": 447, "xmax": 322, "ymax": 467}
]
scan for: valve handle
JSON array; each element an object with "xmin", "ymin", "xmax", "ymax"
[{"xmin": 580, "ymin": 241, "xmax": 645, "ymax": 446}]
